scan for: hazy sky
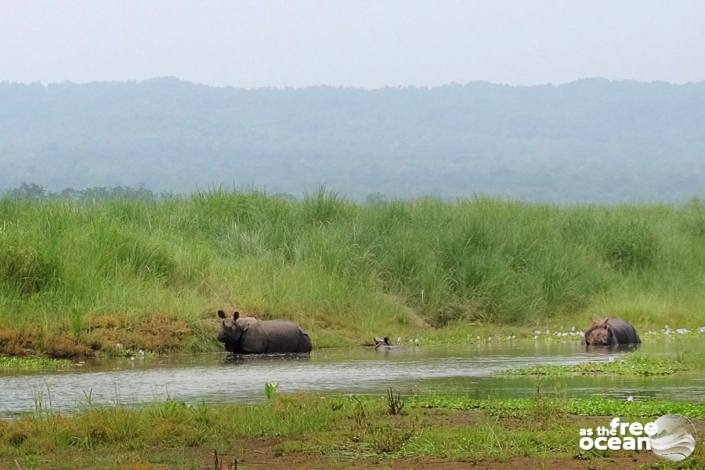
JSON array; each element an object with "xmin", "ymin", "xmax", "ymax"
[{"xmin": 1, "ymin": 0, "xmax": 704, "ymax": 88}]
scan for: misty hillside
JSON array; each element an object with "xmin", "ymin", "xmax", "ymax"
[{"xmin": 1, "ymin": 77, "xmax": 705, "ymax": 201}]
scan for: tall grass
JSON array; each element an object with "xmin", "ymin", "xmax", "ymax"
[{"xmin": 2, "ymin": 190, "xmax": 705, "ymax": 353}]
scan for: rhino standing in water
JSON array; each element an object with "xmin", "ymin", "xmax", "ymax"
[
  {"xmin": 217, "ymin": 310, "xmax": 312, "ymax": 354},
  {"xmin": 584, "ymin": 318, "xmax": 641, "ymax": 347}
]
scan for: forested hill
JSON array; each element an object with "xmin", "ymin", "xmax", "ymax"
[{"xmin": 2, "ymin": 78, "xmax": 705, "ymax": 202}]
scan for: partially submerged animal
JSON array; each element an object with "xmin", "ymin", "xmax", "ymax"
[
  {"xmin": 217, "ymin": 310, "xmax": 312, "ymax": 354},
  {"xmin": 584, "ymin": 318, "xmax": 641, "ymax": 347},
  {"xmin": 374, "ymin": 336, "xmax": 401, "ymax": 351}
]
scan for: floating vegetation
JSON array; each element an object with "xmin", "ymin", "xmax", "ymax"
[
  {"xmin": 0, "ymin": 355, "xmax": 73, "ymax": 372},
  {"xmin": 501, "ymin": 354, "xmax": 689, "ymax": 377}
]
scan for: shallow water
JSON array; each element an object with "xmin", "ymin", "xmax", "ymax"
[{"xmin": 0, "ymin": 337, "xmax": 703, "ymax": 416}]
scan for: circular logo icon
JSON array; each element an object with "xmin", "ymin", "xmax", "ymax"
[{"xmin": 648, "ymin": 414, "xmax": 696, "ymax": 462}]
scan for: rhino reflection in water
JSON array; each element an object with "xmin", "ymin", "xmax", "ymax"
[
  {"xmin": 217, "ymin": 310, "xmax": 312, "ymax": 354},
  {"xmin": 584, "ymin": 318, "xmax": 641, "ymax": 348}
]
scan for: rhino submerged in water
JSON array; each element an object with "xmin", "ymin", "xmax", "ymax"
[
  {"xmin": 217, "ymin": 310, "xmax": 312, "ymax": 354},
  {"xmin": 373, "ymin": 336, "xmax": 403, "ymax": 351},
  {"xmin": 584, "ymin": 318, "xmax": 641, "ymax": 347}
]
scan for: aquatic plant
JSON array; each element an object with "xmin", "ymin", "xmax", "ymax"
[
  {"xmin": 264, "ymin": 382, "xmax": 279, "ymax": 399},
  {"xmin": 501, "ymin": 353, "xmax": 690, "ymax": 377},
  {"xmin": 0, "ymin": 355, "xmax": 72, "ymax": 372}
]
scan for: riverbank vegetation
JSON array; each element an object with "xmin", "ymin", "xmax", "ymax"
[
  {"xmin": 1, "ymin": 393, "xmax": 702, "ymax": 469},
  {"xmin": 3, "ymin": 191, "xmax": 705, "ymax": 357}
]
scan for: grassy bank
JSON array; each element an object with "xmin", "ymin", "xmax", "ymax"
[
  {"xmin": 3, "ymin": 191, "xmax": 705, "ymax": 357},
  {"xmin": 1, "ymin": 393, "xmax": 702, "ymax": 469}
]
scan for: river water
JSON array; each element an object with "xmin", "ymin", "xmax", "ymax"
[{"xmin": 1, "ymin": 337, "xmax": 703, "ymax": 416}]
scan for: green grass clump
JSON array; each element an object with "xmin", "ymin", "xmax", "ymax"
[
  {"xmin": 0, "ymin": 356, "xmax": 72, "ymax": 372},
  {"xmin": 502, "ymin": 353, "xmax": 690, "ymax": 377},
  {"xmin": 3, "ymin": 191, "xmax": 705, "ymax": 355}
]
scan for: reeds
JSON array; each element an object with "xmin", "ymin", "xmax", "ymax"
[{"xmin": 1, "ymin": 190, "xmax": 705, "ymax": 353}]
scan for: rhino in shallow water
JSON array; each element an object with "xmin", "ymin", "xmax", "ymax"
[
  {"xmin": 584, "ymin": 318, "xmax": 641, "ymax": 347},
  {"xmin": 217, "ymin": 310, "xmax": 312, "ymax": 354},
  {"xmin": 374, "ymin": 336, "xmax": 403, "ymax": 351}
]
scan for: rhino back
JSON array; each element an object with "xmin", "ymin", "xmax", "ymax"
[
  {"xmin": 608, "ymin": 319, "xmax": 640, "ymax": 344},
  {"xmin": 258, "ymin": 320, "xmax": 309, "ymax": 353}
]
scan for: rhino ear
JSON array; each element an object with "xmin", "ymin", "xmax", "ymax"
[
  {"xmin": 233, "ymin": 311, "xmax": 240, "ymax": 320},
  {"xmin": 217, "ymin": 310, "xmax": 226, "ymax": 319}
]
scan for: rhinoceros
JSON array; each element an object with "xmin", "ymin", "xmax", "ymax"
[
  {"xmin": 217, "ymin": 310, "xmax": 312, "ymax": 354},
  {"xmin": 584, "ymin": 318, "xmax": 641, "ymax": 346},
  {"xmin": 373, "ymin": 336, "xmax": 401, "ymax": 351}
]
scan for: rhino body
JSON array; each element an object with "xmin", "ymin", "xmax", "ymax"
[
  {"xmin": 584, "ymin": 318, "xmax": 641, "ymax": 346},
  {"xmin": 217, "ymin": 311, "xmax": 312, "ymax": 354}
]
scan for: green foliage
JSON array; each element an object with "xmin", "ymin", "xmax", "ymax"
[
  {"xmin": 2, "ymin": 393, "xmax": 704, "ymax": 468},
  {"xmin": 1, "ymin": 192, "xmax": 705, "ymax": 355},
  {"xmin": 265, "ymin": 382, "xmax": 279, "ymax": 400},
  {"xmin": 596, "ymin": 218, "xmax": 658, "ymax": 271},
  {"xmin": 414, "ymin": 395, "xmax": 705, "ymax": 419},
  {"xmin": 503, "ymin": 353, "xmax": 690, "ymax": 377},
  {"xmin": 0, "ymin": 356, "xmax": 72, "ymax": 372},
  {"xmin": 0, "ymin": 233, "xmax": 56, "ymax": 296}
]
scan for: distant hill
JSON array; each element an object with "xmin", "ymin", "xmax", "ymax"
[{"xmin": 1, "ymin": 77, "xmax": 705, "ymax": 202}]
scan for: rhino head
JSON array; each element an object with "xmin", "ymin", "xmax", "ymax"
[
  {"xmin": 217, "ymin": 310, "xmax": 257, "ymax": 352},
  {"xmin": 585, "ymin": 318, "xmax": 610, "ymax": 345},
  {"xmin": 374, "ymin": 336, "xmax": 391, "ymax": 348}
]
